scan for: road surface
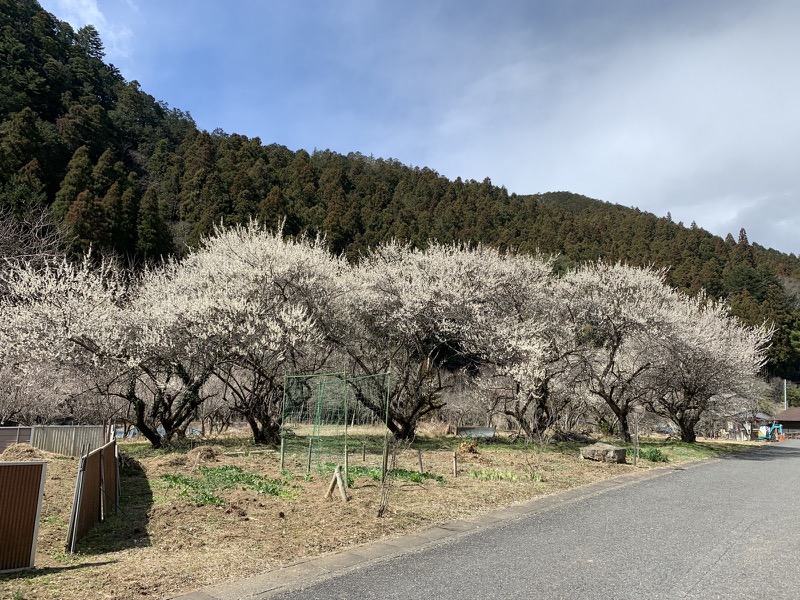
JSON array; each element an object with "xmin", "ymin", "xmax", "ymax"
[{"xmin": 268, "ymin": 441, "xmax": 800, "ymax": 599}]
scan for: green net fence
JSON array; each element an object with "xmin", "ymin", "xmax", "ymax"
[{"xmin": 280, "ymin": 372, "xmax": 390, "ymax": 479}]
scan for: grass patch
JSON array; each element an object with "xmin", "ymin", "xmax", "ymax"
[
  {"xmin": 345, "ymin": 465, "xmax": 445, "ymax": 485},
  {"xmin": 468, "ymin": 469, "xmax": 518, "ymax": 482},
  {"xmin": 160, "ymin": 465, "xmax": 294, "ymax": 506},
  {"xmin": 658, "ymin": 441, "xmax": 741, "ymax": 460},
  {"xmin": 621, "ymin": 438, "xmax": 750, "ymax": 463},
  {"xmin": 638, "ymin": 447, "xmax": 669, "ymax": 462},
  {"xmin": 640, "ymin": 447, "xmax": 668, "ymax": 462}
]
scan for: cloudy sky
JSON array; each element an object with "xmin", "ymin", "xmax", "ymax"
[{"xmin": 38, "ymin": 0, "xmax": 800, "ymax": 255}]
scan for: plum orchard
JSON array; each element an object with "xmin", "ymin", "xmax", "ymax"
[{"xmin": 0, "ymin": 222, "xmax": 772, "ymax": 445}]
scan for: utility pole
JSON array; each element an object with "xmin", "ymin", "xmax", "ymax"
[{"xmin": 784, "ymin": 379, "xmax": 788, "ymax": 411}]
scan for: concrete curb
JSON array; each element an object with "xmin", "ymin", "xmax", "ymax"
[{"xmin": 171, "ymin": 462, "xmax": 702, "ymax": 600}]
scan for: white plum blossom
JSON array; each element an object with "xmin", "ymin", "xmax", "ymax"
[
  {"xmin": 651, "ymin": 291, "xmax": 772, "ymax": 441},
  {"xmin": 558, "ymin": 261, "xmax": 678, "ymax": 441},
  {"xmin": 0, "ymin": 220, "xmax": 775, "ymax": 445}
]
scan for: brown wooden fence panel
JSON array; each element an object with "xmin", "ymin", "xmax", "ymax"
[
  {"xmin": 0, "ymin": 461, "xmax": 47, "ymax": 572},
  {"xmin": 66, "ymin": 440, "xmax": 118, "ymax": 552},
  {"xmin": 0, "ymin": 427, "xmax": 33, "ymax": 453}
]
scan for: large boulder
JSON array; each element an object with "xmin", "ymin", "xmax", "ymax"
[{"xmin": 580, "ymin": 442, "xmax": 627, "ymax": 464}]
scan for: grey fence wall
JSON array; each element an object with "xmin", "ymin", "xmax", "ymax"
[
  {"xmin": 0, "ymin": 427, "xmax": 33, "ymax": 453},
  {"xmin": 1, "ymin": 426, "xmax": 107, "ymax": 456},
  {"xmin": 0, "ymin": 461, "xmax": 47, "ymax": 572},
  {"xmin": 30, "ymin": 426, "xmax": 107, "ymax": 456}
]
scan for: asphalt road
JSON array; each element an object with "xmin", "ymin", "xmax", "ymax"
[{"xmin": 270, "ymin": 441, "xmax": 800, "ymax": 600}]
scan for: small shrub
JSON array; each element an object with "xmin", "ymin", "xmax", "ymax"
[
  {"xmin": 459, "ymin": 441, "xmax": 479, "ymax": 454},
  {"xmin": 640, "ymin": 447, "xmax": 669, "ymax": 463}
]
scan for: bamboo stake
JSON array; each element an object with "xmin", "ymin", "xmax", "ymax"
[
  {"xmin": 335, "ymin": 465, "xmax": 349, "ymax": 502},
  {"xmin": 325, "ymin": 469, "xmax": 337, "ymax": 498},
  {"xmin": 324, "ymin": 465, "xmax": 349, "ymax": 502}
]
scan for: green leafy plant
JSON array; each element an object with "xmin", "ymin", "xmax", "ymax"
[
  {"xmin": 160, "ymin": 466, "xmax": 294, "ymax": 506},
  {"xmin": 345, "ymin": 465, "xmax": 445, "ymax": 484}
]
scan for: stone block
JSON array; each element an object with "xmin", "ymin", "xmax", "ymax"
[{"xmin": 579, "ymin": 442, "xmax": 627, "ymax": 464}]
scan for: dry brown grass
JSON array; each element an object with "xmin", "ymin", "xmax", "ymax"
[{"xmin": 0, "ymin": 435, "xmax": 747, "ymax": 600}]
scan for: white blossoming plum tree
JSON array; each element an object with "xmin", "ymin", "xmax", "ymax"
[
  {"xmin": 173, "ymin": 222, "xmax": 344, "ymax": 445},
  {"xmin": 651, "ymin": 292, "xmax": 772, "ymax": 442},
  {"xmin": 559, "ymin": 262, "xmax": 677, "ymax": 442},
  {"xmin": 475, "ymin": 252, "xmax": 581, "ymax": 441},
  {"xmin": 0, "ymin": 255, "xmax": 136, "ymax": 428},
  {"xmin": 336, "ymin": 242, "xmax": 502, "ymax": 440}
]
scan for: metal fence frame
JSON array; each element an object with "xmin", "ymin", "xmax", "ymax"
[
  {"xmin": 280, "ymin": 371, "xmax": 391, "ymax": 481},
  {"xmin": 0, "ymin": 427, "xmax": 33, "ymax": 453},
  {"xmin": 31, "ymin": 426, "xmax": 107, "ymax": 456}
]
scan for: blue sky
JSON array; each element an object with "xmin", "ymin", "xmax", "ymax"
[{"xmin": 38, "ymin": 0, "xmax": 800, "ymax": 255}]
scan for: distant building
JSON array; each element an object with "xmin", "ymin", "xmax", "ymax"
[{"xmin": 773, "ymin": 407, "xmax": 800, "ymax": 438}]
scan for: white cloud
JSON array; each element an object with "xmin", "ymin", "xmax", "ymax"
[
  {"xmin": 409, "ymin": 0, "xmax": 800, "ymax": 253},
  {"xmin": 38, "ymin": 0, "xmax": 134, "ymax": 60},
  {"xmin": 49, "ymin": 0, "xmax": 104, "ymax": 25},
  {"xmin": 33, "ymin": 0, "xmax": 800, "ymax": 255}
]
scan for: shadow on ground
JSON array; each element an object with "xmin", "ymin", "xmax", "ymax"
[
  {"xmin": 0, "ymin": 561, "xmax": 117, "ymax": 582},
  {"xmin": 75, "ymin": 455, "xmax": 153, "ymax": 554}
]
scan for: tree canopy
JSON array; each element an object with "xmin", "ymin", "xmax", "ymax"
[
  {"xmin": 0, "ymin": 225, "xmax": 772, "ymax": 445},
  {"xmin": 2, "ymin": 0, "xmax": 800, "ymax": 379}
]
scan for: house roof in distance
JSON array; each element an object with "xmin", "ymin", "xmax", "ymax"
[{"xmin": 774, "ymin": 407, "xmax": 800, "ymax": 422}]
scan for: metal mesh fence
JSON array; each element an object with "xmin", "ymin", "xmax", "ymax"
[{"xmin": 280, "ymin": 372, "xmax": 390, "ymax": 479}]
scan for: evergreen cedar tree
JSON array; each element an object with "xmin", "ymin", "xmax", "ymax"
[{"xmin": 1, "ymin": 0, "xmax": 800, "ymax": 380}]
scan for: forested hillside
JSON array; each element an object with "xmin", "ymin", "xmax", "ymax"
[{"xmin": 2, "ymin": 0, "xmax": 800, "ymax": 379}]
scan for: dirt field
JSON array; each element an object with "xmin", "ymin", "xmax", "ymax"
[{"xmin": 0, "ymin": 433, "xmax": 749, "ymax": 600}]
